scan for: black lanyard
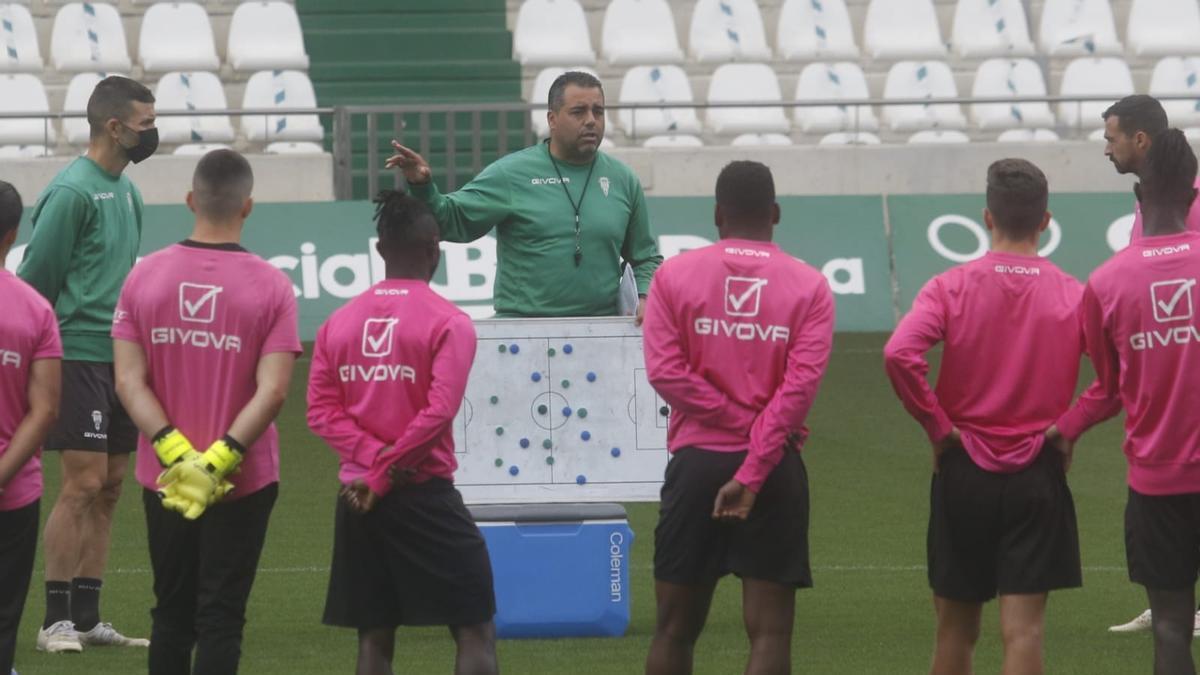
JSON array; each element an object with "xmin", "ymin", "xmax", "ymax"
[{"xmin": 547, "ymin": 143, "xmax": 596, "ymax": 267}]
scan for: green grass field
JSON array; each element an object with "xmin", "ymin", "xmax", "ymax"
[{"xmin": 10, "ymin": 333, "xmax": 1185, "ymax": 674}]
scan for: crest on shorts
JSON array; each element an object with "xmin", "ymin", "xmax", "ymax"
[
  {"xmin": 599, "ymin": 177, "xmax": 610, "ymax": 197},
  {"xmin": 91, "ymin": 410, "xmax": 103, "ymax": 431}
]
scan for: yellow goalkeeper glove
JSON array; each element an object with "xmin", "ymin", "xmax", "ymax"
[
  {"xmin": 157, "ymin": 435, "xmax": 244, "ymax": 520},
  {"xmin": 152, "ymin": 426, "xmax": 198, "ymax": 467}
]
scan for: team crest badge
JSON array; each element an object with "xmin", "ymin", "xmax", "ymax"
[{"xmin": 599, "ymin": 177, "xmax": 610, "ymax": 197}]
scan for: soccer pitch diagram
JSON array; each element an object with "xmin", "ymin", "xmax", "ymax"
[{"xmin": 452, "ymin": 317, "xmax": 670, "ymax": 503}]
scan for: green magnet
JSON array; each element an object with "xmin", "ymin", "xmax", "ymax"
[
  {"xmin": 561, "ymin": 379, "xmax": 570, "ymax": 389},
  {"xmin": 542, "ymin": 438, "xmax": 553, "ymax": 449},
  {"xmin": 494, "ymin": 458, "xmax": 503, "ymax": 467},
  {"xmin": 498, "ymin": 344, "xmax": 507, "ymax": 353},
  {"xmin": 495, "ymin": 427, "xmax": 504, "ymax": 436},
  {"xmin": 578, "ymin": 408, "xmax": 588, "ymax": 419},
  {"xmin": 548, "ymin": 348, "xmax": 557, "ymax": 356},
  {"xmin": 489, "ymin": 395, "xmax": 499, "ymax": 405},
  {"xmin": 545, "ymin": 456, "xmax": 555, "ymax": 465},
  {"xmin": 538, "ymin": 404, "xmax": 548, "ymax": 415}
]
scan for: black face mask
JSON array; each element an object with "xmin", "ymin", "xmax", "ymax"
[{"xmin": 120, "ymin": 124, "xmax": 158, "ymax": 164}]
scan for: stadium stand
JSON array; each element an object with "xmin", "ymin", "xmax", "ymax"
[
  {"xmin": 0, "ymin": 74, "xmax": 54, "ymax": 146},
  {"xmin": 61, "ymin": 72, "xmax": 104, "ymax": 145},
  {"xmin": 240, "ymin": 69, "xmax": 323, "ymax": 142},
  {"xmin": 688, "ymin": 0, "xmax": 771, "ymax": 63},
  {"xmin": 950, "ymin": 0, "xmax": 1035, "ymax": 57},
  {"xmin": 172, "ymin": 143, "xmax": 233, "ymax": 156},
  {"xmin": 997, "ymin": 127, "xmax": 1062, "ymax": 142},
  {"xmin": 642, "ymin": 133, "xmax": 704, "ymax": 146},
  {"xmin": 881, "ymin": 61, "xmax": 967, "ymax": 132},
  {"xmin": 1126, "ymin": 0, "xmax": 1200, "ymax": 58},
  {"xmin": 266, "ymin": 140, "xmax": 326, "ymax": 154},
  {"xmin": 1149, "ymin": 56, "xmax": 1200, "ymax": 128},
  {"xmin": 0, "ymin": 143, "xmax": 51, "ymax": 158},
  {"xmin": 227, "ymin": 1, "xmax": 309, "ymax": 71},
  {"xmin": 908, "ymin": 129, "xmax": 971, "ymax": 143},
  {"xmin": 731, "ymin": 131, "xmax": 793, "ymax": 145},
  {"xmin": 617, "ymin": 65, "xmax": 703, "ymax": 137},
  {"xmin": 705, "ymin": 62, "xmax": 788, "ymax": 134},
  {"xmin": 819, "ymin": 131, "xmax": 881, "ymax": 144},
  {"xmin": 1057, "ymin": 56, "xmax": 1135, "ymax": 129},
  {"xmin": 775, "ymin": 0, "xmax": 859, "ymax": 61},
  {"xmin": 50, "ymin": 2, "xmax": 131, "ymax": 72},
  {"xmin": 863, "ymin": 0, "xmax": 946, "ymax": 60},
  {"xmin": 0, "ymin": 3, "xmax": 44, "ymax": 72},
  {"xmin": 793, "ymin": 61, "xmax": 877, "ymax": 133},
  {"xmin": 154, "ymin": 71, "xmax": 236, "ymax": 145},
  {"xmin": 514, "ymin": 0, "xmax": 596, "ymax": 65},
  {"xmin": 602, "ymin": 0, "xmax": 684, "ymax": 65},
  {"xmin": 970, "ymin": 58, "xmax": 1056, "ymax": 130},
  {"xmin": 1037, "ymin": 0, "xmax": 1122, "ymax": 56},
  {"xmin": 138, "ymin": 2, "xmax": 220, "ymax": 73}
]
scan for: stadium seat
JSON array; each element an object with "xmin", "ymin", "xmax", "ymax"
[
  {"xmin": 776, "ymin": 0, "xmax": 858, "ymax": 61},
  {"xmin": 527, "ymin": 66, "xmax": 603, "ymax": 138},
  {"xmin": 139, "ymin": 2, "xmax": 219, "ymax": 73},
  {"xmin": 1149, "ymin": 57, "xmax": 1200, "ymax": 128},
  {"xmin": 602, "ymin": 0, "xmax": 683, "ymax": 65},
  {"xmin": 951, "ymin": 0, "xmax": 1035, "ymax": 57},
  {"xmin": 1058, "ymin": 57, "xmax": 1133, "ymax": 130},
  {"xmin": 970, "ymin": 59, "xmax": 1055, "ymax": 130},
  {"xmin": 172, "ymin": 143, "xmax": 231, "ymax": 155},
  {"xmin": 513, "ymin": 0, "xmax": 595, "ymax": 66},
  {"xmin": 731, "ymin": 133, "xmax": 793, "ymax": 146},
  {"xmin": 997, "ymin": 128, "xmax": 1060, "ymax": 142},
  {"xmin": 0, "ymin": 4, "xmax": 44, "ymax": 72},
  {"xmin": 0, "ymin": 144, "xmax": 51, "ymax": 158},
  {"xmin": 1088, "ymin": 127, "xmax": 1107, "ymax": 140},
  {"xmin": 793, "ymin": 62, "xmax": 878, "ymax": 134},
  {"xmin": 1127, "ymin": 0, "xmax": 1200, "ymax": 57},
  {"xmin": 50, "ymin": 3, "xmax": 131, "ymax": 72},
  {"xmin": 882, "ymin": 61, "xmax": 967, "ymax": 132},
  {"xmin": 819, "ymin": 131, "xmax": 882, "ymax": 145},
  {"xmin": 1186, "ymin": 127, "xmax": 1200, "ymax": 140},
  {"xmin": 240, "ymin": 69, "xmax": 323, "ymax": 142},
  {"xmin": 62, "ymin": 72, "xmax": 103, "ymax": 144},
  {"xmin": 863, "ymin": 0, "xmax": 947, "ymax": 60},
  {"xmin": 227, "ymin": 1, "xmax": 310, "ymax": 71},
  {"xmin": 908, "ymin": 129, "xmax": 970, "ymax": 143},
  {"xmin": 705, "ymin": 63, "xmax": 789, "ymax": 135},
  {"xmin": 1038, "ymin": 0, "xmax": 1121, "ymax": 56},
  {"xmin": 266, "ymin": 141, "xmax": 326, "ymax": 154},
  {"xmin": 642, "ymin": 134, "xmax": 704, "ymax": 147},
  {"xmin": 617, "ymin": 65, "xmax": 701, "ymax": 138},
  {"xmin": 154, "ymin": 72, "xmax": 235, "ymax": 144},
  {"xmin": 688, "ymin": 0, "xmax": 771, "ymax": 63},
  {"xmin": 0, "ymin": 74, "xmax": 54, "ymax": 145}
]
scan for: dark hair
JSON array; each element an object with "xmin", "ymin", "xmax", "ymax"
[
  {"xmin": 715, "ymin": 160, "xmax": 776, "ymax": 222},
  {"xmin": 192, "ymin": 150, "xmax": 254, "ymax": 221},
  {"xmin": 548, "ymin": 71, "xmax": 604, "ymax": 112},
  {"xmin": 373, "ymin": 189, "xmax": 438, "ymax": 249},
  {"xmin": 986, "ymin": 159, "xmax": 1049, "ymax": 238},
  {"xmin": 0, "ymin": 181, "xmax": 22, "ymax": 238},
  {"xmin": 87, "ymin": 76, "xmax": 155, "ymax": 138},
  {"xmin": 1102, "ymin": 95, "xmax": 1168, "ymax": 138},
  {"xmin": 1140, "ymin": 128, "xmax": 1198, "ymax": 213}
]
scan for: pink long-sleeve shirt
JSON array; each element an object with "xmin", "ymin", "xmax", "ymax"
[
  {"xmin": 884, "ymin": 251, "xmax": 1097, "ymax": 473},
  {"xmin": 1057, "ymin": 231, "xmax": 1200, "ymax": 495},
  {"xmin": 642, "ymin": 239, "xmax": 834, "ymax": 493},
  {"xmin": 306, "ymin": 279, "xmax": 476, "ymax": 496},
  {"xmin": 1130, "ymin": 178, "xmax": 1200, "ymax": 243}
]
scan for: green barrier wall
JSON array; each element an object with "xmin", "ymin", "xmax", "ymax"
[{"xmin": 6, "ymin": 193, "xmax": 1139, "ymax": 338}]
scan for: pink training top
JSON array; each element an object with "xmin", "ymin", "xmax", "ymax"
[
  {"xmin": 306, "ymin": 279, "xmax": 476, "ymax": 496},
  {"xmin": 1130, "ymin": 177, "xmax": 1200, "ymax": 242},
  {"xmin": 642, "ymin": 239, "xmax": 834, "ymax": 493},
  {"xmin": 1057, "ymin": 231, "xmax": 1200, "ymax": 495},
  {"xmin": 884, "ymin": 252, "xmax": 1102, "ymax": 473},
  {"xmin": 112, "ymin": 242, "xmax": 301, "ymax": 498},
  {"xmin": 0, "ymin": 269, "xmax": 62, "ymax": 511}
]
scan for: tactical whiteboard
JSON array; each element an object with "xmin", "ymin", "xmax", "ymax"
[{"xmin": 453, "ymin": 318, "xmax": 670, "ymax": 504}]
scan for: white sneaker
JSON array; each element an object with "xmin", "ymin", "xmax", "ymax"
[
  {"xmin": 1109, "ymin": 609, "xmax": 1153, "ymax": 633},
  {"xmin": 77, "ymin": 622, "xmax": 149, "ymax": 648},
  {"xmin": 35, "ymin": 620, "xmax": 82, "ymax": 653}
]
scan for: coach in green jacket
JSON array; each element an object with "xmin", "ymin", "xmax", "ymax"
[{"xmin": 386, "ymin": 71, "xmax": 663, "ymax": 321}]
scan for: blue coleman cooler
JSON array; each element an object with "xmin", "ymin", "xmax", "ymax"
[{"xmin": 469, "ymin": 503, "xmax": 633, "ymax": 639}]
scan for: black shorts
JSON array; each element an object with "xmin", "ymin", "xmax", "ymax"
[
  {"xmin": 323, "ymin": 479, "xmax": 496, "ymax": 629},
  {"xmin": 44, "ymin": 361, "xmax": 137, "ymax": 454},
  {"xmin": 928, "ymin": 447, "xmax": 1081, "ymax": 602},
  {"xmin": 1125, "ymin": 488, "xmax": 1200, "ymax": 590},
  {"xmin": 654, "ymin": 447, "xmax": 811, "ymax": 588}
]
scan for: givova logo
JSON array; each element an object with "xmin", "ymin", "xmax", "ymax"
[{"xmin": 1131, "ymin": 278, "xmax": 1200, "ymax": 351}]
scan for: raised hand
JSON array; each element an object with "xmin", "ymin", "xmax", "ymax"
[{"xmin": 384, "ymin": 141, "xmax": 432, "ymax": 185}]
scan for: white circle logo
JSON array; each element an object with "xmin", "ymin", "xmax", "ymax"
[
  {"xmin": 1107, "ymin": 214, "xmax": 1135, "ymax": 252},
  {"xmin": 927, "ymin": 214, "xmax": 1062, "ymax": 262}
]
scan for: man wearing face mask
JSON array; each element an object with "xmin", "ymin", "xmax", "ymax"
[
  {"xmin": 17, "ymin": 75, "xmax": 156, "ymax": 653},
  {"xmin": 386, "ymin": 71, "xmax": 662, "ymax": 322}
]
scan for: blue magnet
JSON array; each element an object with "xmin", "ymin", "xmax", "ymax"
[
  {"xmin": 611, "ymin": 447, "xmax": 621, "ymax": 457},
  {"xmin": 576, "ymin": 475, "xmax": 587, "ymax": 485},
  {"xmin": 509, "ymin": 465, "xmax": 520, "ymax": 476},
  {"xmin": 562, "ymin": 406, "xmax": 573, "ymax": 417},
  {"xmin": 581, "ymin": 431, "xmax": 591, "ymax": 441},
  {"xmin": 586, "ymin": 372, "xmax": 597, "ymax": 382},
  {"xmin": 509, "ymin": 344, "xmax": 520, "ymax": 354},
  {"xmin": 519, "ymin": 438, "xmax": 530, "ymax": 449},
  {"xmin": 563, "ymin": 344, "xmax": 574, "ymax": 354},
  {"xmin": 531, "ymin": 372, "xmax": 542, "ymax": 382}
]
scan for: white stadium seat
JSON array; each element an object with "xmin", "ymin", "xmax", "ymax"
[
  {"xmin": 1038, "ymin": 0, "xmax": 1121, "ymax": 56},
  {"xmin": 154, "ymin": 72, "xmax": 235, "ymax": 144},
  {"xmin": 642, "ymin": 134, "xmax": 704, "ymax": 147},
  {"xmin": 0, "ymin": 3, "xmax": 44, "ymax": 72},
  {"xmin": 1088, "ymin": 127, "xmax": 1107, "ymax": 141},
  {"xmin": 997, "ymin": 128, "xmax": 1060, "ymax": 142},
  {"xmin": 951, "ymin": 0, "xmax": 1035, "ymax": 58},
  {"xmin": 688, "ymin": 0, "xmax": 771, "ymax": 63},
  {"xmin": 240, "ymin": 69, "xmax": 323, "ymax": 142},
  {"xmin": 1058, "ymin": 57, "xmax": 1134, "ymax": 129},
  {"xmin": 0, "ymin": 144, "xmax": 51, "ymax": 157},
  {"xmin": 513, "ymin": 0, "xmax": 595, "ymax": 66},
  {"xmin": 50, "ymin": 3, "xmax": 131, "ymax": 72},
  {"xmin": 139, "ymin": 2, "xmax": 219, "ymax": 73},
  {"xmin": 1186, "ymin": 128, "xmax": 1200, "ymax": 140},
  {"xmin": 970, "ymin": 59, "xmax": 1055, "ymax": 130},
  {"xmin": 882, "ymin": 61, "xmax": 967, "ymax": 132},
  {"xmin": 731, "ymin": 133, "xmax": 792, "ymax": 146},
  {"xmin": 172, "ymin": 143, "xmax": 231, "ymax": 155},
  {"xmin": 908, "ymin": 130, "xmax": 970, "ymax": 143},
  {"xmin": 793, "ymin": 62, "xmax": 878, "ymax": 134},
  {"xmin": 602, "ymin": 0, "xmax": 683, "ymax": 65},
  {"xmin": 819, "ymin": 131, "xmax": 882, "ymax": 145},
  {"xmin": 617, "ymin": 65, "xmax": 701, "ymax": 138},
  {"xmin": 1149, "ymin": 57, "xmax": 1200, "ymax": 128},
  {"xmin": 62, "ymin": 72, "xmax": 103, "ymax": 144},
  {"xmin": 527, "ymin": 66, "xmax": 603, "ymax": 138},
  {"xmin": 1127, "ymin": 0, "xmax": 1200, "ymax": 57},
  {"xmin": 705, "ymin": 63, "xmax": 789, "ymax": 135},
  {"xmin": 776, "ymin": 0, "xmax": 858, "ymax": 61},
  {"xmin": 227, "ymin": 1, "xmax": 310, "ymax": 71},
  {"xmin": 266, "ymin": 141, "xmax": 325, "ymax": 154},
  {"xmin": 863, "ymin": 0, "xmax": 946, "ymax": 60},
  {"xmin": 0, "ymin": 74, "xmax": 55, "ymax": 145}
]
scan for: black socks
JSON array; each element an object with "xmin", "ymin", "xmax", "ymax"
[{"xmin": 70, "ymin": 577, "xmax": 103, "ymax": 632}]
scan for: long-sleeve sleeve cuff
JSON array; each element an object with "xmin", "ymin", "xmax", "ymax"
[
  {"xmin": 364, "ymin": 465, "xmax": 394, "ymax": 498},
  {"xmin": 1055, "ymin": 405, "xmax": 1090, "ymax": 442},
  {"xmin": 921, "ymin": 407, "xmax": 955, "ymax": 443},
  {"xmin": 733, "ymin": 453, "xmax": 773, "ymax": 494},
  {"xmin": 353, "ymin": 437, "xmax": 389, "ymax": 469}
]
